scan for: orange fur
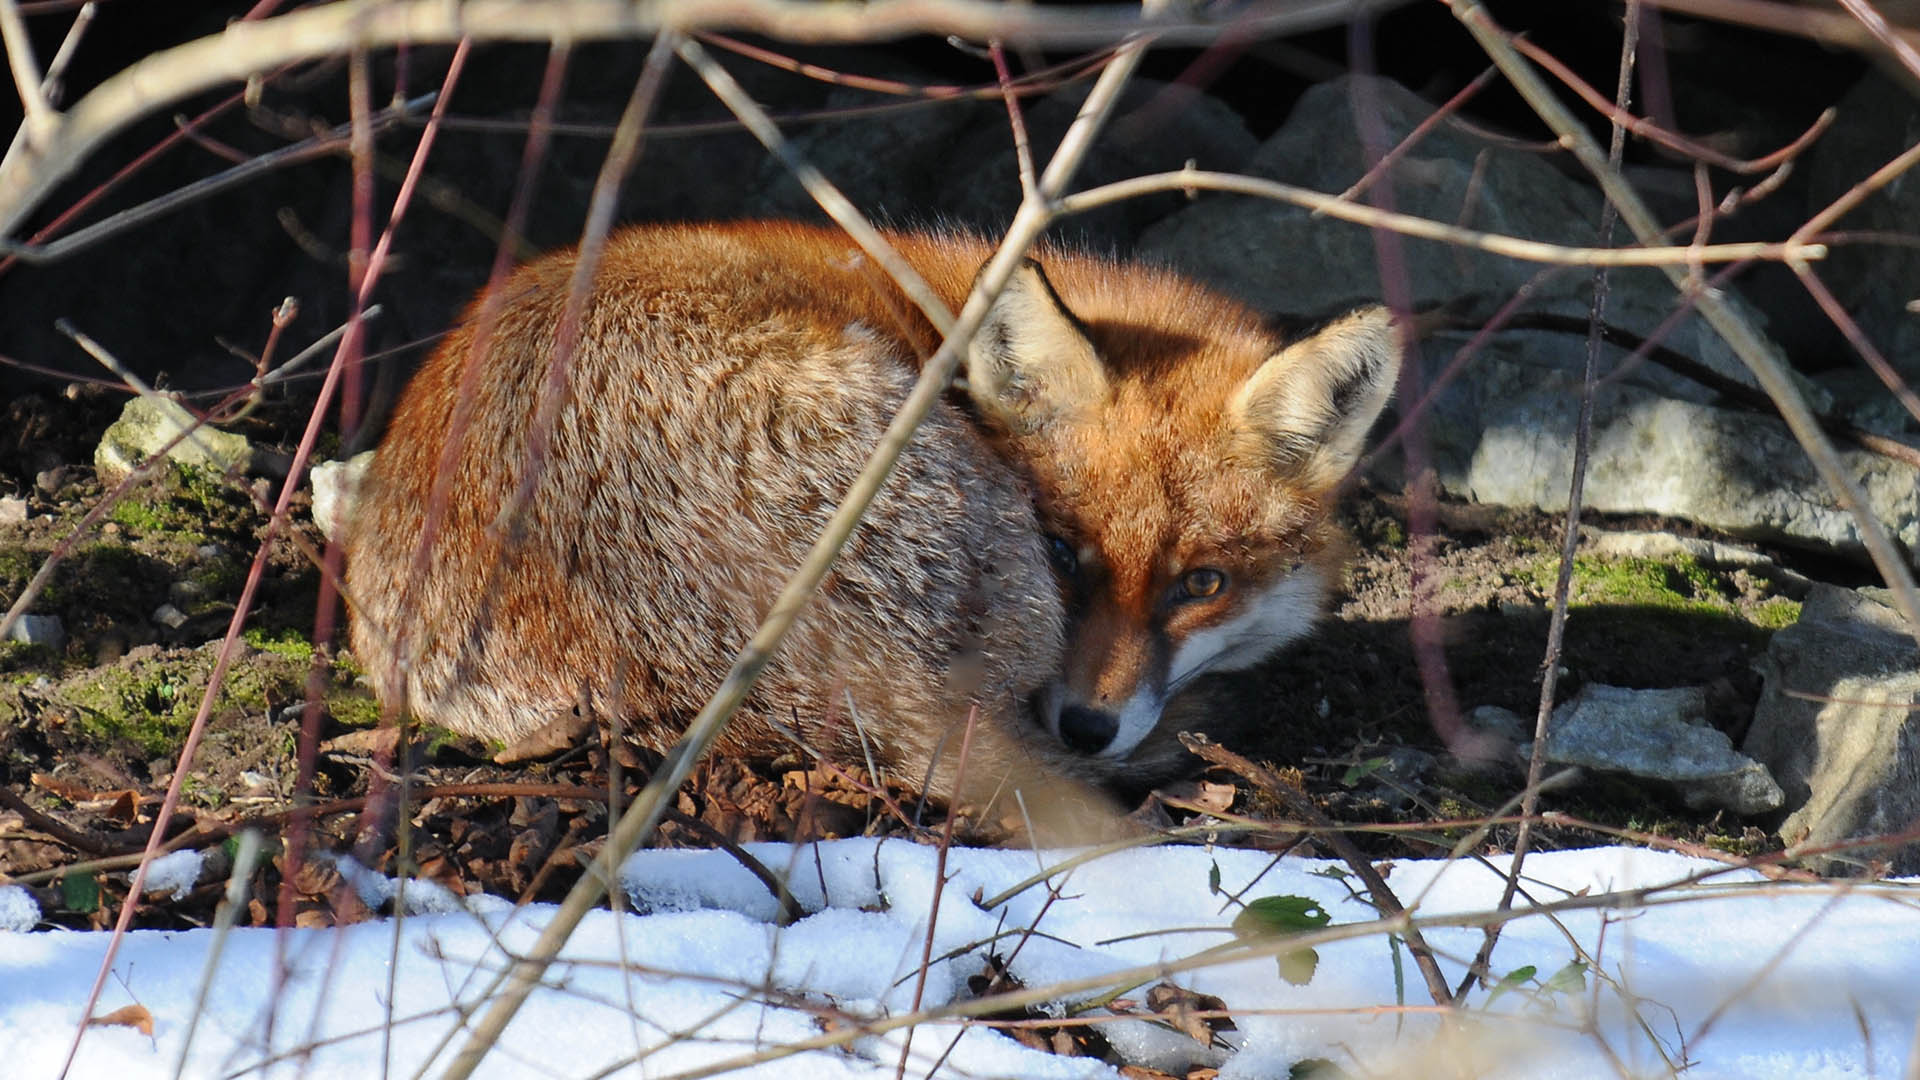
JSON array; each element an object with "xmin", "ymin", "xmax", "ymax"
[{"xmin": 343, "ymin": 221, "xmax": 1399, "ymax": 806}]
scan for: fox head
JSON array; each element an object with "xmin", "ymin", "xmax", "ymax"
[{"xmin": 962, "ymin": 258, "xmax": 1401, "ymax": 764}]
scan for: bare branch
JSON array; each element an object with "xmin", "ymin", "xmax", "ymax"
[
  {"xmin": 0, "ymin": 0, "xmax": 1394, "ymax": 237},
  {"xmin": 0, "ymin": 0, "xmax": 54, "ymax": 147},
  {"xmin": 1646, "ymin": 0, "xmax": 1920, "ymax": 54},
  {"xmin": 1055, "ymin": 166, "xmax": 1829, "ymax": 266}
]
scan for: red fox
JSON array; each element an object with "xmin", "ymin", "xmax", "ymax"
[{"xmin": 342, "ymin": 221, "xmax": 1398, "ymax": 803}]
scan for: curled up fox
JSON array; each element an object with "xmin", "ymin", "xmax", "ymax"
[{"xmin": 343, "ymin": 221, "xmax": 1399, "ymax": 808}]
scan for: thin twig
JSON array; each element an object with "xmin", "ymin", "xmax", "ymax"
[
  {"xmin": 0, "ymin": 93, "xmax": 434, "ymax": 264},
  {"xmin": 0, "ymin": 0, "xmax": 54, "ymax": 147},
  {"xmin": 1054, "ymin": 167, "xmax": 1827, "ymax": 266},
  {"xmin": 990, "ymin": 41, "xmax": 1038, "ymax": 200},
  {"xmin": 0, "ymin": 784, "xmax": 113, "ymax": 856},
  {"xmin": 1460, "ymin": 6, "xmax": 1640, "ymax": 1002},
  {"xmin": 1835, "ymin": 0, "xmax": 1920, "ymax": 79},
  {"xmin": 894, "ymin": 706, "xmax": 977, "ymax": 1078},
  {"xmin": 0, "ymin": 0, "xmax": 90, "ymax": 172},
  {"xmin": 171, "ymin": 830, "xmax": 262, "ymax": 1080}
]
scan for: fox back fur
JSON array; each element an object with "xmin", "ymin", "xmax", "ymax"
[{"xmin": 343, "ymin": 221, "xmax": 1399, "ymax": 803}]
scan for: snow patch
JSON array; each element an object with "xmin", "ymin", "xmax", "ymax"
[
  {"xmin": 0, "ymin": 886, "xmax": 38, "ymax": 931},
  {"xmin": 143, "ymin": 849, "xmax": 203, "ymax": 901}
]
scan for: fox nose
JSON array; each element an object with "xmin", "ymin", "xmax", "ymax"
[{"xmin": 1057, "ymin": 705, "xmax": 1119, "ymax": 754}]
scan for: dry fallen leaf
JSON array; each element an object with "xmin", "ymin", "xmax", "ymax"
[
  {"xmin": 319, "ymin": 727, "xmax": 402, "ymax": 758},
  {"xmin": 493, "ymin": 708, "xmax": 594, "ymax": 764},
  {"xmin": 87, "ymin": 1004, "xmax": 154, "ymax": 1037},
  {"xmin": 1146, "ymin": 983, "xmax": 1236, "ymax": 1046},
  {"xmin": 105, "ymin": 789, "xmax": 142, "ymax": 826}
]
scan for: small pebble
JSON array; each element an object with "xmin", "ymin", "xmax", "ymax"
[
  {"xmin": 153, "ymin": 604, "xmax": 189, "ymax": 630},
  {"xmin": 6, "ymin": 614, "xmax": 65, "ymax": 650},
  {"xmin": 34, "ymin": 466, "xmax": 68, "ymax": 494}
]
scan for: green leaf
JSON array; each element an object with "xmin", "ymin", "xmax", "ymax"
[
  {"xmin": 1232, "ymin": 895, "xmax": 1331, "ymax": 937},
  {"xmin": 1542, "ymin": 960, "xmax": 1588, "ymax": 995},
  {"xmin": 1484, "ymin": 964, "xmax": 1538, "ymax": 1009},
  {"xmin": 1388, "ymin": 934, "xmax": 1406, "ymax": 1007},
  {"xmin": 1208, "ymin": 860, "xmax": 1222, "ymax": 896},
  {"xmin": 59, "ymin": 872, "xmax": 99, "ymax": 913},
  {"xmin": 1341, "ymin": 756, "xmax": 1389, "ymax": 786},
  {"xmin": 1277, "ymin": 946, "xmax": 1320, "ymax": 986}
]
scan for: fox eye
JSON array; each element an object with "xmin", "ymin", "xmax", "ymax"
[
  {"xmin": 1044, "ymin": 535, "xmax": 1079, "ymax": 577},
  {"xmin": 1180, "ymin": 568, "xmax": 1226, "ymax": 600}
]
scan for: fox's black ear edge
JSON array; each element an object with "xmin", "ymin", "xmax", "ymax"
[{"xmin": 963, "ymin": 259, "xmax": 1107, "ymax": 433}]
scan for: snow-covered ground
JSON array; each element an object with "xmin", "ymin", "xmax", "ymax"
[{"xmin": 0, "ymin": 841, "xmax": 1914, "ymax": 1079}]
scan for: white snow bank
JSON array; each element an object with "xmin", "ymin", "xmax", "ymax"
[{"xmin": 0, "ymin": 842, "xmax": 1911, "ymax": 1079}]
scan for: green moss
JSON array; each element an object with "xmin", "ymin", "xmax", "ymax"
[
  {"xmin": 109, "ymin": 498, "xmax": 172, "ymax": 534},
  {"xmin": 1749, "ymin": 597, "xmax": 1803, "ymax": 630},
  {"xmin": 172, "ymin": 463, "xmax": 235, "ymax": 513},
  {"xmin": 244, "ymin": 626, "xmax": 314, "ymax": 660},
  {"xmin": 54, "ymin": 644, "xmax": 317, "ymax": 760},
  {"xmin": 0, "ymin": 546, "xmax": 42, "ymax": 598},
  {"xmin": 62, "ymin": 662, "xmax": 204, "ymax": 758},
  {"xmin": 100, "ymin": 463, "xmax": 251, "ymax": 544},
  {"xmin": 422, "ymin": 724, "xmax": 476, "ymax": 756},
  {"xmin": 1526, "ymin": 554, "xmax": 1734, "ymax": 616},
  {"xmin": 0, "ymin": 640, "xmax": 55, "ymax": 674},
  {"xmin": 325, "ymin": 691, "xmax": 383, "ymax": 729}
]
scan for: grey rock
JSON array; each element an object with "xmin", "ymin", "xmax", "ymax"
[
  {"xmin": 1744, "ymin": 584, "xmax": 1920, "ymax": 874},
  {"xmin": 1357, "ymin": 745, "xmax": 1437, "ymax": 809},
  {"xmin": 94, "ymin": 396, "xmax": 258, "ymax": 483},
  {"xmin": 1465, "ymin": 704, "xmax": 1529, "ymax": 746},
  {"xmin": 1806, "ymin": 72, "xmax": 1920, "ymax": 383},
  {"xmin": 4, "ymin": 614, "xmax": 64, "ymax": 652},
  {"xmin": 1813, "ymin": 367, "xmax": 1919, "ymax": 438},
  {"xmin": 0, "ymin": 496, "xmax": 25, "ymax": 525},
  {"xmin": 1137, "ymin": 74, "xmax": 1825, "ymax": 411},
  {"xmin": 311, "ymin": 451, "xmax": 376, "ymax": 543},
  {"xmin": 755, "ymin": 77, "xmax": 1258, "ymax": 248},
  {"xmin": 1429, "ymin": 345, "xmax": 1920, "ymax": 558},
  {"xmin": 1529, "ymin": 683, "xmax": 1784, "ymax": 816},
  {"xmin": 152, "ymin": 604, "xmax": 189, "ymax": 630}
]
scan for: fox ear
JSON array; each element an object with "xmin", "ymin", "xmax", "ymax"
[
  {"xmin": 964, "ymin": 260, "xmax": 1106, "ymax": 433},
  {"xmin": 1230, "ymin": 306, "xmax": 1401, "ymax": 488}
]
